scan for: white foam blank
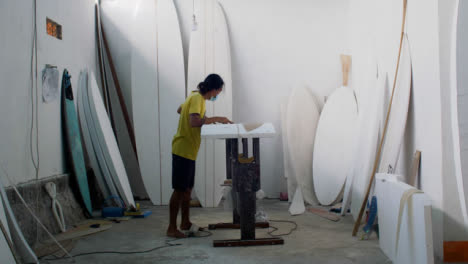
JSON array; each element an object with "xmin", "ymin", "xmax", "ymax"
[
  {"xmin": 313, "ymin": 86, "xmax": 358, "ymax": 205},
  {"xmin": 81, "ymin": 71, "xmax": 119, "ymax": 199},
  {"xmin": 280, "ymin": 99, "xmax": 296, "ymax": 202},
  {"xmin": 289, "ymin": 187, "xmax": 305, "ymax": 215},
  {"xmin": 378, "ymin": 35, "xmax": 412, "ymax": 174},
  {"xmin": 131, "ymin": 0, "xmax": 161, "ymax": 205},
  {"xmin": 189, "ymin": 0, "xmax": 233, "ymax": 207},
  {"xmin": 88, "ymin": 72, "xmax": 135, "ymax": 207},
  {"xmin": 157, "ymin": 0, "xmax": 187, "ymax": 205},
  {"xmin": 77, "ymin": 70, "xmax": 112, "ymax": 199},
  {"xmin": 346, "ymin": 72, "xmax": 385, "ymax": 218},
  {"xmin": 452, "ymin": 0, "xmax": 468, "ymax": 228},
  {"xmin": 341, "ymin": 41, "xmax": 379, "ymax": 216},
  {"xmin": 286, "ymin": 87, "xmax": 320, "ymax": 205},
  {"xmin": 375, "ymin": 173, "xmax": 434, "ymax": 264}
]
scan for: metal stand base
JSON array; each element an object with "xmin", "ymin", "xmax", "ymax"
[
  {"xmin": 208, "ymin": 222, "xmax": 269, "ymax": 230},
  {"xmin": 213, "ymin": 238, "xmax": 284, "ymax": 247}
]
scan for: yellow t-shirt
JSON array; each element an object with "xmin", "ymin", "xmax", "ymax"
[{"xmin": 172, "ymin": 91, "xmax": 206, "ymax": 160}]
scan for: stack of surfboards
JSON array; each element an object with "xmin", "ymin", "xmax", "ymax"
[
  {"xmin": 189, "ymin": 0, "xmax": 233, "ymax": 207},
  {"xmin": 77, "ymin": 70, "xmax": 135, "ymax": 208}
]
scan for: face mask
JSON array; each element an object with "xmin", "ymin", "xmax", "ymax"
[{"xmin": 209, "ymin": 95, "xmax": 218, "ymax": 102}]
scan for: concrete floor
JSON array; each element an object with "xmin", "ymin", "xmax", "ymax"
[{"xmin": 45, "ymin": 200, "xmax": 389, "ymax": 264}]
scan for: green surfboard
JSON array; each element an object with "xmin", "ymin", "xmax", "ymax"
[{"xmin": 61, "ymin": 69, "xmax": 93, "ymax": 215}]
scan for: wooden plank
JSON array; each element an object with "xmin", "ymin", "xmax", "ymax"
[
  {"xmin": 307, "ymin": 208, "xmax": 340, "ymax": 222},
  {"xmin": 444, "ymin": 241, "xmax": 468, "ymax": 262}
]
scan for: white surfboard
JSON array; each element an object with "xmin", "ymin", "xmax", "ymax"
[
  {"xmin": 157, "ymin": 0, "xmax": 187, "ymax": 205},
  {"xmin": 280, "ymin": 99, "xmax": 296, "ymax": 202},
  {"xmin": 0, "ymin": 179, "xmax": 37, "ymax": 263},
  {"xmin": 81, "ymin": 71, "xmax": 119, "ymax": 200},
  {"xmin": 100, "ymin": 0, "xmax": 149, "ymax": 200},
  {"xmin": 378, "ymin": 35, "xmax": 412, "ymax": 175},
  {"xmin": 131, "ymin": 0, "xmax": 186, "ymax": 205},
  {"xmin": 348, "ymin": 73, "xmax": 386, "ymax": 219},
  {"xmin": 313, "ymin": 86, "xmax": 358, "ymax": 206},
  {"xmin": 0, "ymin": 188, "xmax": 15, "ymax": 264},
  {"xmin": 77, "ymin": 70, "xmax": 112, "ymax": 199},
  {"xmin": 188, "ymin": 0, "xmax": 233, "ymax": 207},
  {"xmin": 285, "ymin": 87, "xmax": 320, "ymax": 205},
  {"xmin": 88, "ymin": 72, "xmax": 135, "ymax": 208},
  {"xmin": 451, "ymin": 0, "xmax": 468, "ymax": 229},
  {"xmin": 340, "ymin": 45, "xmax": 379, "ymax": 216}
]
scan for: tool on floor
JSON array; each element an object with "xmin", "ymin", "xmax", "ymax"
[{"xmin": 124, "ymin": 203, "xmax": 152, "ymax": 218}]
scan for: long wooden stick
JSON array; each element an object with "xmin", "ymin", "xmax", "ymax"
[
  {"xmin": 352, "ymin": 0, "xmax": 408, "ymax": 236},
  {"xmin": 101, "ymin": 26, "xmax": 139, "ymax": 160},
  {"xmin": 95, "ymin": 4, "xmax": 110, "ymax": 113}
]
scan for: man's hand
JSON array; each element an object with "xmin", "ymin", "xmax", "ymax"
[{"xmin": 216, "ymin": 117, "xmax": 233, "ymax": 124}]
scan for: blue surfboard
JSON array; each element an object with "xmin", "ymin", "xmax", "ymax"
[{"xmin": 61, "ymin": 69, "xmax": 93, "ymax": 215}]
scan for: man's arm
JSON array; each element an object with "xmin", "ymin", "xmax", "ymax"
[
  {"xmin": 177, "ymin": 105, "xmax": 182, "ymax": 114},
  {"xmin": 189, "ymin": 114, "xmax": 232, "ymax": 127}
]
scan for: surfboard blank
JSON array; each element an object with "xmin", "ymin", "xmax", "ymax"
[
  {"xmin": 349, "ymin": 74, "xmax": 386, "ymax": 220},
  {"xmin": 189, "ymin": 0, "xmax": 233, "ymax": 207},
  {"xmin": 131, "ymin": 0, "xmax": 186, "ymax": 205},
  {"xmin": 378, "ymin": 35, "xmax": 412, "ymax": 175},
  {"xmin": 280, "ymin": 99, "xmax": 296, "ymax": 202},
  {"xmin": 313, "ymin": 86, "xmax": 358, "ymax": 206},
  {"xmin": 88, "ymin": 72, "xmax": 135, "ymax": 208},
  {"xmin": 286, "ymin": 87, "xmax": 320, "ymax": 205},
  {"xmin": 79, "ymin": 71, "xmax": 119, "ymax": 200},
  {"xmin": 452, "ymin": 0, "xmax": 468, "ymax": 229}
]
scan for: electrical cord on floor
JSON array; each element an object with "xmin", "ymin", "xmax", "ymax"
[
  {"xmin": 267, "ymin": 220, "xmax": 298, "ymax": 237},
  {"xmin": 40, "ymin": 228, "xmax": 213, "ymax": 262},
  {"xmin": 40, "ymin": 238, "xmax": 183, "ymax": 262}
]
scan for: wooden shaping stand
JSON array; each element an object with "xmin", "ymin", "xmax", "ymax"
[{"xmin": 209, "ymin": 137, "xmax": 284, "ymax": 247}]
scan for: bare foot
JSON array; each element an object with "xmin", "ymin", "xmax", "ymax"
[{"xmin": 166, "ymin": 229, "xmax": 187, "ymax": 238}]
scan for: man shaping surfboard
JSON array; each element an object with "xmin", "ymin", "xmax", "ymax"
[{"xmin": 168, "ymin": 73, "xmax": 233, "ymax": 238}]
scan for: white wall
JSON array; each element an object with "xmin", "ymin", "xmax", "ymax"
[
  {"xmin": 348, "ymin": 0, "xmax": 447, "ymax": 260},
  {"xmin": 175, "ymin": 0, "xmax": 350, "ymax": 197},
  {"xmin": 0, "ymin": 0, "xmax": 98, "ymax": 185}
]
